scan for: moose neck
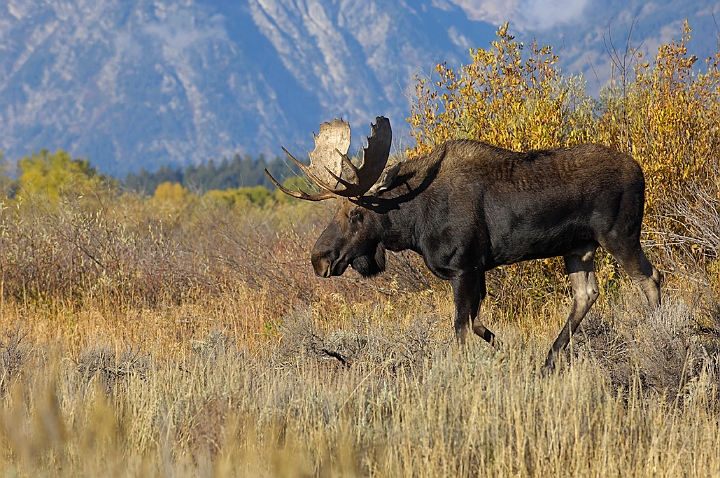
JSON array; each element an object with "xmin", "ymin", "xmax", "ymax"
[
  {"xmin": 374, "ymin": 149, "xmax": 446, "ymax": 255},
  {"xmin": 363, "ymin": 168, "xmax": 440, "ymax": 255},
  {"xmin": 365, "ymin": 201, "xmax": 418, "ymax": 254}
]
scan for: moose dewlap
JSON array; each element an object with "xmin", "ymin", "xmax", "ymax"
[{"xmin": 266, "ymin": 117, "xmax": 661, "ymax": 371}]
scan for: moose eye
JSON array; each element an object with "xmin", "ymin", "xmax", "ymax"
[{"xmin": 348, "ymin": 208, "xmax": 363, "ymax": 224}]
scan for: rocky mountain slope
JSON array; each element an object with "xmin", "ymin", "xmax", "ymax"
[{"xmin": 0, "ymin": 0, "xmax": 716, "ymax": 175}]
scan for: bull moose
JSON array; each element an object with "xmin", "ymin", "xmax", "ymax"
[{"xmin": 266, "ymin": 117, "xmax": 661, "ymax": 371}]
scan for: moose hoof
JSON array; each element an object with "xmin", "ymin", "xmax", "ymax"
[{"xmin": 541, "ymin": 353, "xmax": 556, "ymax": 376}]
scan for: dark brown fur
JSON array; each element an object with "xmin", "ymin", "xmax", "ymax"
[{"xmin": 310, "ymin": 139, "xmax": 661, "ymax": 371}]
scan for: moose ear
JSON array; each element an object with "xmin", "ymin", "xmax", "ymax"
[{"xmin": 366, "ymin": 162, "xmax": 402, "ymax": 197}]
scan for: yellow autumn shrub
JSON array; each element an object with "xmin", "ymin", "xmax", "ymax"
[{"xmin": 407, "ymin": 21, "xmax": 720, "ymax": 295}]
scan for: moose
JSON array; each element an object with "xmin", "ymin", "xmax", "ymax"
[{"xmin": 266, "ymin": 117, "xmax": 661, "ymax": 371}]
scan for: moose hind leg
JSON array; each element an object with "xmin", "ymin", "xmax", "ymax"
[
  {"xmin": 543, "ymin": 245, "xmax": 599, "ymax": 372},
  {"xmin": 615, "ymin": 246, "xmax": 661, "ymax": 308}
]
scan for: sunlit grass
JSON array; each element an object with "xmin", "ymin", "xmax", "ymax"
[{"xmin": 1, "ymin": 287, "xmax": 718, "ymax": 477}]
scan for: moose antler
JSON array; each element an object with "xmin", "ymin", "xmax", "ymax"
[
  {"xmin": 321, "ymin": 117, "xmax": 392, "ymax": 198},
  {"xmin": 265, "ymin": 119, "xmax": 350, "ymax": 201},
  {"xmin": 265, "ymin": 117, "xmax": 392, "ymax": 201}
]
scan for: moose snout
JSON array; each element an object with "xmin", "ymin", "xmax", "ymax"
[
  {"xmin": 311, "ymin": 226, "xmax": 341, "ymax": 278},
  {"xmin": 311, "ymin": 251, "xmax": 332, "ymax": 278}
]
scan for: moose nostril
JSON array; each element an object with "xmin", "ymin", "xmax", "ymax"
[{"xmin": 312, "ymin": 257, "xmax": 332, "ymax": 278}]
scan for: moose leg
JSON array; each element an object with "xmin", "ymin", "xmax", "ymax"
[
  {"xmin": 451, "ymin": 272, "xmax": 494, "ymax": 345},
  {"xmin": 612, "ymin": 246, "xmax": 661, "ymax": 308},
  {"xmin": 543, "ymin": 246, "xmax": 599, "ymax": 372}
]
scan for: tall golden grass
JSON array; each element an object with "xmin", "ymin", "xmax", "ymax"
[
  {"xmin": 0, "ymin": 21, "xmax": 719, "ymax": 477},
  {"xmin": 1, "ymin": 290, "xmax": 719, "ymax": 477}
]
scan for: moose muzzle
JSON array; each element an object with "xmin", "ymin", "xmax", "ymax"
[{"xmin": 311, "ymin": 254, "xmax": 333, "ymax": 278}]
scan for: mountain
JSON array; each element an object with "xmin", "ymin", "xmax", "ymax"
[{"xmin": 0, "ymin": 0, "xmax": 717, "ymax": 176}]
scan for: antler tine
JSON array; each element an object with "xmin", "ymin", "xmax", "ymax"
[
  {"xmin": 322, "ymin": 149, "xmax": 358, "ymax": 189},
  {"xmin": 324, "ymin": 116, "xmax": 392, "ymax": 198},
  {"xmin": 281, "ymin": 147, "xmax": 338, "ymax": 191},
  {"xmin": 337, "ymin": 148, "xmax": 360, "ymax": 178},
  {"xmin": 264, "ymin": 167, "xmax": 336, "ymax": 201}
]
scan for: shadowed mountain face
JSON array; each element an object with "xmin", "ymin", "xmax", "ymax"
[
  {"xmin": 0, "ymin": 0, "xmax": 303, "ymax": 175},
  {"xmin": 0, "ymin": 0, "xmax": 716, "ymax": 175}
]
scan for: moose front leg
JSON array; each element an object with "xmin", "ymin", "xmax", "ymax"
[{"xmin": 451, "ymin": 272, "xmax": 495, "ymax": 345}]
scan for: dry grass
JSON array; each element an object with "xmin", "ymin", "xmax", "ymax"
[{"xmin": 0, "ymin": 288, "xmax": 719, "ymax": 477}]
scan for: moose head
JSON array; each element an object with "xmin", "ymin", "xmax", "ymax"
[{"xmin": 265, "ymin": 117, "xmax": 400, "ymax": 280}]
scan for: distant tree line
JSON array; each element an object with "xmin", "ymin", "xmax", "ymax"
[{"xmin": 122, "ymin": 153, "xmax": 306, "ymax": 194}]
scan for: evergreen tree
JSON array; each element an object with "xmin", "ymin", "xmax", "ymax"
[{"xmin": 122, "ymin": 153, "xmax": 307, "ymax": 194}]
